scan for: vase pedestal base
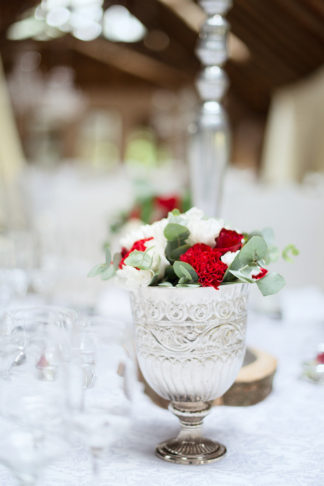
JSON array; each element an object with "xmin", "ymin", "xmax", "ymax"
[
  {"xmin": 155, "ymin": 438, "xmax": 226, "ymax": 465},
  {"xmin": 155, "ymin": 401, "xmax": 227, "ymax": 464}
]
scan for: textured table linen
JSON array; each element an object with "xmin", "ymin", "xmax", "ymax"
[{"xmin": 1, "ymin": 287, "xmax": 324, "ymax": 486}]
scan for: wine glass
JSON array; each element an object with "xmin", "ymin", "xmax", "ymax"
[
  {"xmin": 0, "ymin": 313, "xmax": 72, "ymax": 486},
  {"xmin": 1, "ymin": 306, "xmax": 77, "ymax": 380},
  {"xmin": 66, "ymin": 316, "xmax": 135, "ymax": 480}
]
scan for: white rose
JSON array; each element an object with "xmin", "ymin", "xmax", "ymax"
[
  {"xmin": 181, "ymin": 207, "xmax": 224, "ymax": 246},
  {"xmin": 221, "ymin": 250, "xmax": 240, "ymax": 266},
  {"xmin": 117, "ymin": 218, "xmax": 169, "ymax": 287},
  {"xmin": 116, "ymin": 266, "xmax": 153, "ymax": 289}
]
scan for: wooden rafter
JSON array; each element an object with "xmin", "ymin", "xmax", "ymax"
[{"xmin": 67, "ymin": 36, "xmax": 191, "ymax": 87}]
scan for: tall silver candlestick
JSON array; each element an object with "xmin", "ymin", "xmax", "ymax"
[{"xmin": 188, "ymin": 0, "xmax": 232, "ymax": 217}]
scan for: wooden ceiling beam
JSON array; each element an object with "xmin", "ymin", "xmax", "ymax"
[
  {"xmin": 66, "ymin": 36, "xmax": 192, "ymax": 87},
  {"xmin": 249, "ymin": 0, "xmax": 324, "ymax": 68},
  {"xmin": 229, "ymin": 1, "xmax": 315, "ymax": 78},
  {"xmin": 125, "ymin": 0, "xmax": 198, "ymax": 68},
  {"xmin": 229, "ymin": 14, "xmax": 296, "ymax": 83}
]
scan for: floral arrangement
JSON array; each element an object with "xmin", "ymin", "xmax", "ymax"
[
  {"xmin": 90, "ymin": 208, "xmax": 298, "ymax": 296},
  {"xmin": 109, "ymin": 193, "xmax": 191, "ymax": 233}
]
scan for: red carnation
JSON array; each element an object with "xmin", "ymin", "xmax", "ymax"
[
  {"xmin": 180, "ymin": 243, "xmax": 228, "ymax": 290},
  {"xmin": 252, "ymin": 268, "xmax": 268, "ymax": 280},
  {"xmin": 154, "ymin": 196, "xmax": 180, "ymax": 216},
  {"xmin": 119, "ymin": 237, "xmax": 153, "ymax": 269},
  {"xmin": 215, "ymin": 228, "xmax": 243, "ymax": 253}
]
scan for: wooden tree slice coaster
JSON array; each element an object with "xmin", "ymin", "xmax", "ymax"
[
  {"xmin": 216, "ymin": 347, "xmax": 277, "ymax": 406},
  {"xmin": 141, "ymin": 347, "xmax": 277, "ymax": 409}
]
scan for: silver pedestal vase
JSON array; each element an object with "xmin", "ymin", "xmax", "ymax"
[{"xmin": 130, "ymin": 283, "xmax": 249, "ymax": 465}]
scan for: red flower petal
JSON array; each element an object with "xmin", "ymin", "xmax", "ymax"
[
  {"xmin": 155, "ymin": 196, "xmax": 180, "ymax": 213},
  {"xmin": 180, "ymin": 243, "xmax": 228, "ymax": 290},
  {"xmin": 316, "ymin": 352, "xmax": 324, "ymax": 364},
  {"xmin": 215, "ymin": 228, "xmax": 243, "ymax": 253},
  {"xmin": 119, "ymin": 237, "xmax": 153, "ymax": 269},
  {"xmin": 252, "ymin": 268, "xmax": 268, "ymax": 280}
]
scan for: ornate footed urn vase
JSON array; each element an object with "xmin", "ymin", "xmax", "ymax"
[{"xmin": 130, "ymin": 283, "xmax": 249, "ymax": 465}]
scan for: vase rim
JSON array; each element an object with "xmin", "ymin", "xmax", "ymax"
[{"xmin": 130, "ymin": 282, "xmax": 249, "ymax": 294}]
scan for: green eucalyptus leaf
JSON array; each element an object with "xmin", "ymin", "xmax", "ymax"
[
  {"xmin": 176, "ymin": 283, "xmax": 200, "ymax": 288},
  {"xmin": 229, "ymin": 266, "xmax": 259, "ymax": 283},
  {"xmin": 222, "ymin": 251, "xmax": 242, "ymax": 282},
  {"xmin": 256, "ymin": 272, "xmax": 286, "ymax": 296},
  {"xmin": 263, "ymin": 245, "xmax": 280, "ymax": 265},
  {"xmin": 149, "ymin": 273, "xmax": 160, "ymax": 286},
  {"xmin": 140, "ymin": 196, "xmax": 154, "ymax": 224},
  {"xmin": 168, "ymin": 244, "xmax": 191, "ymax": 262},
  {"xmin": 222, "ymin": 270, "xmax": 238, "ymax": 283},
  {"xmin": 282, "ymin": 244, "xmax": 299, "ymax": 262},
  {"xmin": 261, "ymin": 227, "xmax": 275, "ymax": 247},
  {"xmin": 124, "ymin": 250, "xmax": 153, "ymax": 270},
  {"xmin": 101, "ymin": 265, "xmax": 116, "ymax": 280},
  {"xmin": 113, "ymin": 252, "xmax": 122, "ymax": 270},
  {"xmin": 87, "ymin": 263, "xmax": 108, "ymax": 278},
  {"xmin": 239, "ymin": 236, "xmax": 268, "ymax": 265},
  {"xmin": 158, "ymin": 282, "xmax": 173, "ymax": 287},
  {"xmin": 103, "ymin": 244, "xmax": 111, "ymax": 265},
  {"xmin": 173, "ymin": 261, "xmax": 198, "ymax": 283},
  {"xmin": 164, "ymin": 223, "xmax": 189, "ymax": 242},
  {"xmin": 164, "ymin": 265, "xmax": 177, "ymax": 284}
]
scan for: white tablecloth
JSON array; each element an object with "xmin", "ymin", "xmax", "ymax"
[{"xmin": 1, "ymin": 287, "xmax": 324, "ymax": 486}]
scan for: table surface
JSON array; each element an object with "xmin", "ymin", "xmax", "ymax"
[{"xmin": 1, "ymin": 286, "xmax": 324, "ymax": 486}]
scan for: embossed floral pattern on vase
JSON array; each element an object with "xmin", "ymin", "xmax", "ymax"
[{"xmin": 131, "ymin": 284, "xmax": 249, "ymax": 402}]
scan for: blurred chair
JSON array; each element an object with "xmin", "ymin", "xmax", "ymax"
[
  {"xmin": 261, "ymin": 66, "xmax": 324, "ymax": 183},
  {"xmin": 0, "ymin": 56, "xmax": 25, "ymax": 230}
]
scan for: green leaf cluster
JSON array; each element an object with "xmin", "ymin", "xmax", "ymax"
[
  {"xmin": 124, "ymin": 249, "xmax": 153, "ymax": 270},
  {"xmin": 282, "ymin": 244, "xmax": 299, "ymax": 262},
  {"xmin": 164, "ymin": 223, "xmax": 190, "ymax": 264},
  {"xmin": 87, "ymin": 244, "xmax": 121, "ymax": 281},
  {"xmin": 224, "ymin": 236, "xmax": 285, "ymax": 296}
]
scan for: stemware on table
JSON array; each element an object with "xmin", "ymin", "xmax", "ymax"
[
  {"xmin": 0, "ymin": 306, "xmax": 75, "ymax": 486},
  {"xmin": 66, "ymin": 316, "xmax": 134, "ymax": 480}
]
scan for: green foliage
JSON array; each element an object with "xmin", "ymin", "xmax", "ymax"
[
  {"xmin": 164, "ymin": 265, "xmax": 178, "ymax": 285},
  {"xmin": 100, "ymin": 265, "xmax": 116, "ymax": 280},
  {"xmin": 238, "ymin": 236, "xmax": 268, "ymax": 265},
  {"xmin": 222, "ymin": 234, "xmax": 285, "ymax": 295},
  {"xmin": 87, "ymin": 263, "xmax": 108, "ymax": 278},
  {"xmin": 176, "ymin": 283, "xmax": 200, "ymax": 288},
  {"xmin": 158, "ymin": 281, "xmax": 173, "ymax": 287},
  {"xmin": 181, "ymin": 191, "xmax": 192, "ymax": 212},
  {"xmin": 103, "ymin": 243, "xmax": 111, "ymax": 265},
  {"xmin": 229, "ymin": 266, "xmax": 259, "ymax": 284},
  {"xmin": 139, "ymin": 196, "xmax": 154, "ymax": 224},
  {"xmin": 124, "ymin": 249, "xmax": 153, "ymax": 270},
  {"xmin": 223, "ymin": 235, "xmax": 268, "ymax": 283},
  {"xmin": 88, "ymin": 244, "xmax": 119, "ymax": 281},
  {"xmin": 261, "ymin": 227, "xmax": 275, "ymax": 247},
  {"xmin": 282, "ymin": 244, "xmax": 299, "ymax": 262},
  {"xmin": 173, "ymin": 261, "xmax": 198, "ymax": 285},
  {"xmin": 263, "ymin": 246, "xmax": 280, "ymax": 265},
  {"xmin": 149, "ymin": 273, "xmax": 160, "ymax": 286},
  {"xmin": 166, "ymin": 243, "xmax": 191, "ymax": 263},
  {"xmin": 164, "ymin": 223, "xmax": 189, "ymax": 242},
  {"xmin": 164, "ymin": 222, "xmax": 190, "ymax": 264},
  {"xmin": 256, "ymin": 272, "xmax": 286, "ymax": 296}
]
